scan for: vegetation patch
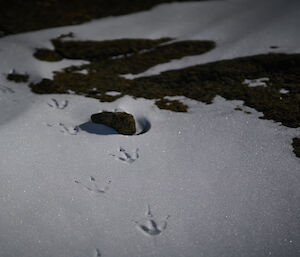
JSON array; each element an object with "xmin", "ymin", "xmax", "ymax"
[
  {"xmin": 34, "ymin": 48, "xmax": 63, "ymax": 62},
  {"xmin": 30, "ymin": 37, "xmax": 215, "ymax": 101},
  {"xmin": 155, "ymin": 99, "xmax": 188, "ymax": 112},
  {"xmin": 292, "ymin": 138, "xmax": 300, "ymax": 158},
  {"xmin": 30, "ymin": 37, "xmax": 300, "ymax": 129},
  {"xmin": 29, "ymin": 37, "xmax": 300, "ymax": 154},
  {"xmin": 91, "ymin": 111, "xmax": 136, "ymax": 135},
  {"xmin": 139, "ymin": 53, "xmax": 300, "ymax": 128},
  {"xmin": 7, "ymin": 72, "xmax": 29, "ymax": 83}
]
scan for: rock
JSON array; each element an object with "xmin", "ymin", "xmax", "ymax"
[
  {"xmin": 91, "ymin": 111, "xmax": 136, "ymax": 135},
  {"xmin": 292, "ymin": 138, "xmax": 300, "ymax": 158}
]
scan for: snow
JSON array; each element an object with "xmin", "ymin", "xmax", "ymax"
[
  {"xmin": 243, "ymin": 78, "xmax": 270, "ymax": 88},
  {"xmin": 0, "ymin": 0, "xmax": 300, "ymax": 257},
  {"xmin": 105, "ymin": 91, "xmax": 122, "ymax": 96},
  {"xmin": 280, "ymin": 89, "xmax": 289, "ymax": 94}
]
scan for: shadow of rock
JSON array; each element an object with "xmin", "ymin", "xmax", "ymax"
[
  {"xmin": 136, "ymin": 117, "xmax": 151, "ymax": 135},
  {"xmin": 79, "ymin": 116, "xmax": 151, "ymax": 136},
  {"xmin": 79, "ymin": 121, "xmax": 118, "ymax": 135}
]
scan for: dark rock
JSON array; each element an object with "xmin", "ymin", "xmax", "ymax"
[
  {"xmin": 292, "ymin": 138, "xmax": 300, "ymax": 158},
  {"xmin": 6, "ymin": 72, "xmax": 29, "ymax": 83},
  {"xmin": 91, "ymin": 111, "xmax": 136, "ymax": 135}
]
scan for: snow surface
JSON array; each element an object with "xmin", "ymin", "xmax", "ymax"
[
  {"xmin": 280, "ymin": 89, "xmax": 289, "ymax": 94},
  {"xmin": 0, "ymin": 0, "xmax": 300, "ymax": 257},
  {"xmin": 105, "ymin": 91, "xmax": 122, "ymax": 96},
  {"xmin": 243, "ymin": 78, "xmax": 269, "ymax": 88}
]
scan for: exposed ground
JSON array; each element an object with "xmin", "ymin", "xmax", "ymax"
[
  {"xmin": 30, "ymin": 37, "xmax": 300, "ymax": 128},
  {"xmin": 27, "ymin": 37, "xmax": 300, "ymax": 156}
]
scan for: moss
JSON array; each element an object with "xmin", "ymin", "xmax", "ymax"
[
  {"xmin": 7, "ymin": 72, "xmax": 29, "ymax": 83},
  {"xmin": 91, "ymin": 111, "xmax": 136, "ymax": 135},
  {"xmin": 292, "ymin": 138, "xmax": 300, "ymax": 158},
  {"xmin": 51, "ymin": 38, "xmax": 173, "ymax": 61},
  {"xmin": 34, "ymin": 48, "xmax": 63, "ymax": 61},
  {"xmin": 28, "ymin": 37, "xmax": 300, "ymax": 157},
  {"xmin": 155, "ymin": 99, "xmax": 188, "ymax": 112},
  {"xmin": 136, "ymin": 53, "xmax": 300, "ymax": 128},
  {"xmin": 0, "ymin": 0, "xmax": 209, "ymax": 35},
  {"xmin": 30, "ymin": 37, "xmax": 215, "ymax": 102},
  {"xmin": 31, "ymin": 78, "xmax": 57, "ymax": 93},
  {"xmin": 30, "ymin": 38, "xmax": 300, "ymax": 130}
]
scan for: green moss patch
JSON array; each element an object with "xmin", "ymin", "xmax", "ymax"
[
  {"xmin": 91, "ymin": 111, "xmax": 136, "ymax": 135},
  {"xmin": 7, "ymin": 72, "xmax": 29, "ymax": 83},
  {"xmin": 292, "ymin": 138, "xmax": 300, "ymax": 158}
]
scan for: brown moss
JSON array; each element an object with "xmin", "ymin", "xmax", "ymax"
[
  {"xmin": 7, "ymin": 72, "xmax": 29, "ymax": 83},
  {"xmin": 136, "ymin": 53, "xmax": 300, "ymax": 127},
  {"xmin": 292, "ymin": 138, "xmax": 300, "ymax": 158},
  {"xmin": 30, "ymin": 38, "xmax": 300, "ymax": 129},
  {"xmin": 91, "ymin": 111, "xmax": 136, "ymax": 135},
  {"xmin": 34, "ymin": 48, "xmax": 63, "ymax": 61},
  {"xmin": 155, "ymin": 99, "xmax": 188, "ymax": 112},
  {"xmin": 30, "ymin": 37, "xmax": 215, "ymax": 104}
]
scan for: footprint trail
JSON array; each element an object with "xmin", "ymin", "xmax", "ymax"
[
  {"xmin": 94, "ymin": 248, "xmax": 101, "ymax": 257},
  {"xmin": 135, "ymin": 205, "xmax": 170, "ymax": 236},
  {"xmin": 47, "ymin": 98, "xmax": 68, "ymax": 109},
  {"xmin": 0, "ymin": 85, "xmax": 14, "ymax": 94},
  {"xmin": 47, "ymin": 122, "xmax": 79, "ymax": 135},
  {"xmin": 110, "ymin": 147, "xmax": 139, "ymax": 164},
  {"xmin": 75, "ymin": 176, "xmax": 111, "ymax": 194}
]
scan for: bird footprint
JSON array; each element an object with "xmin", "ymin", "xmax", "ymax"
[
  {"xmin": 110, "ymin": 147, "xmax": 139, "ymax": 164},
  {"xmin": 75, "ymin": 176, "xmax": 111, "ymax": 194},
  {"xmin": 47, "ymin": 122, "xmax": 79, "ymax": 135},
  {"xmin": 134, "ymin": 205, "xmax": 170, "ymax": 236},
  {"xmin": 48, "ymin": 98, "xmax": 68, "ymax": 109},
  {"xmin": 94, "ymin": 248, "xmax": 101, "ymax": 257},
  {"xmin": 0, "ymin": 85, "xmax": 14, "ymax": 94},
  {"xmin": 58, "ymin": 123, "xmax": 79, "ymax": 135}
]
